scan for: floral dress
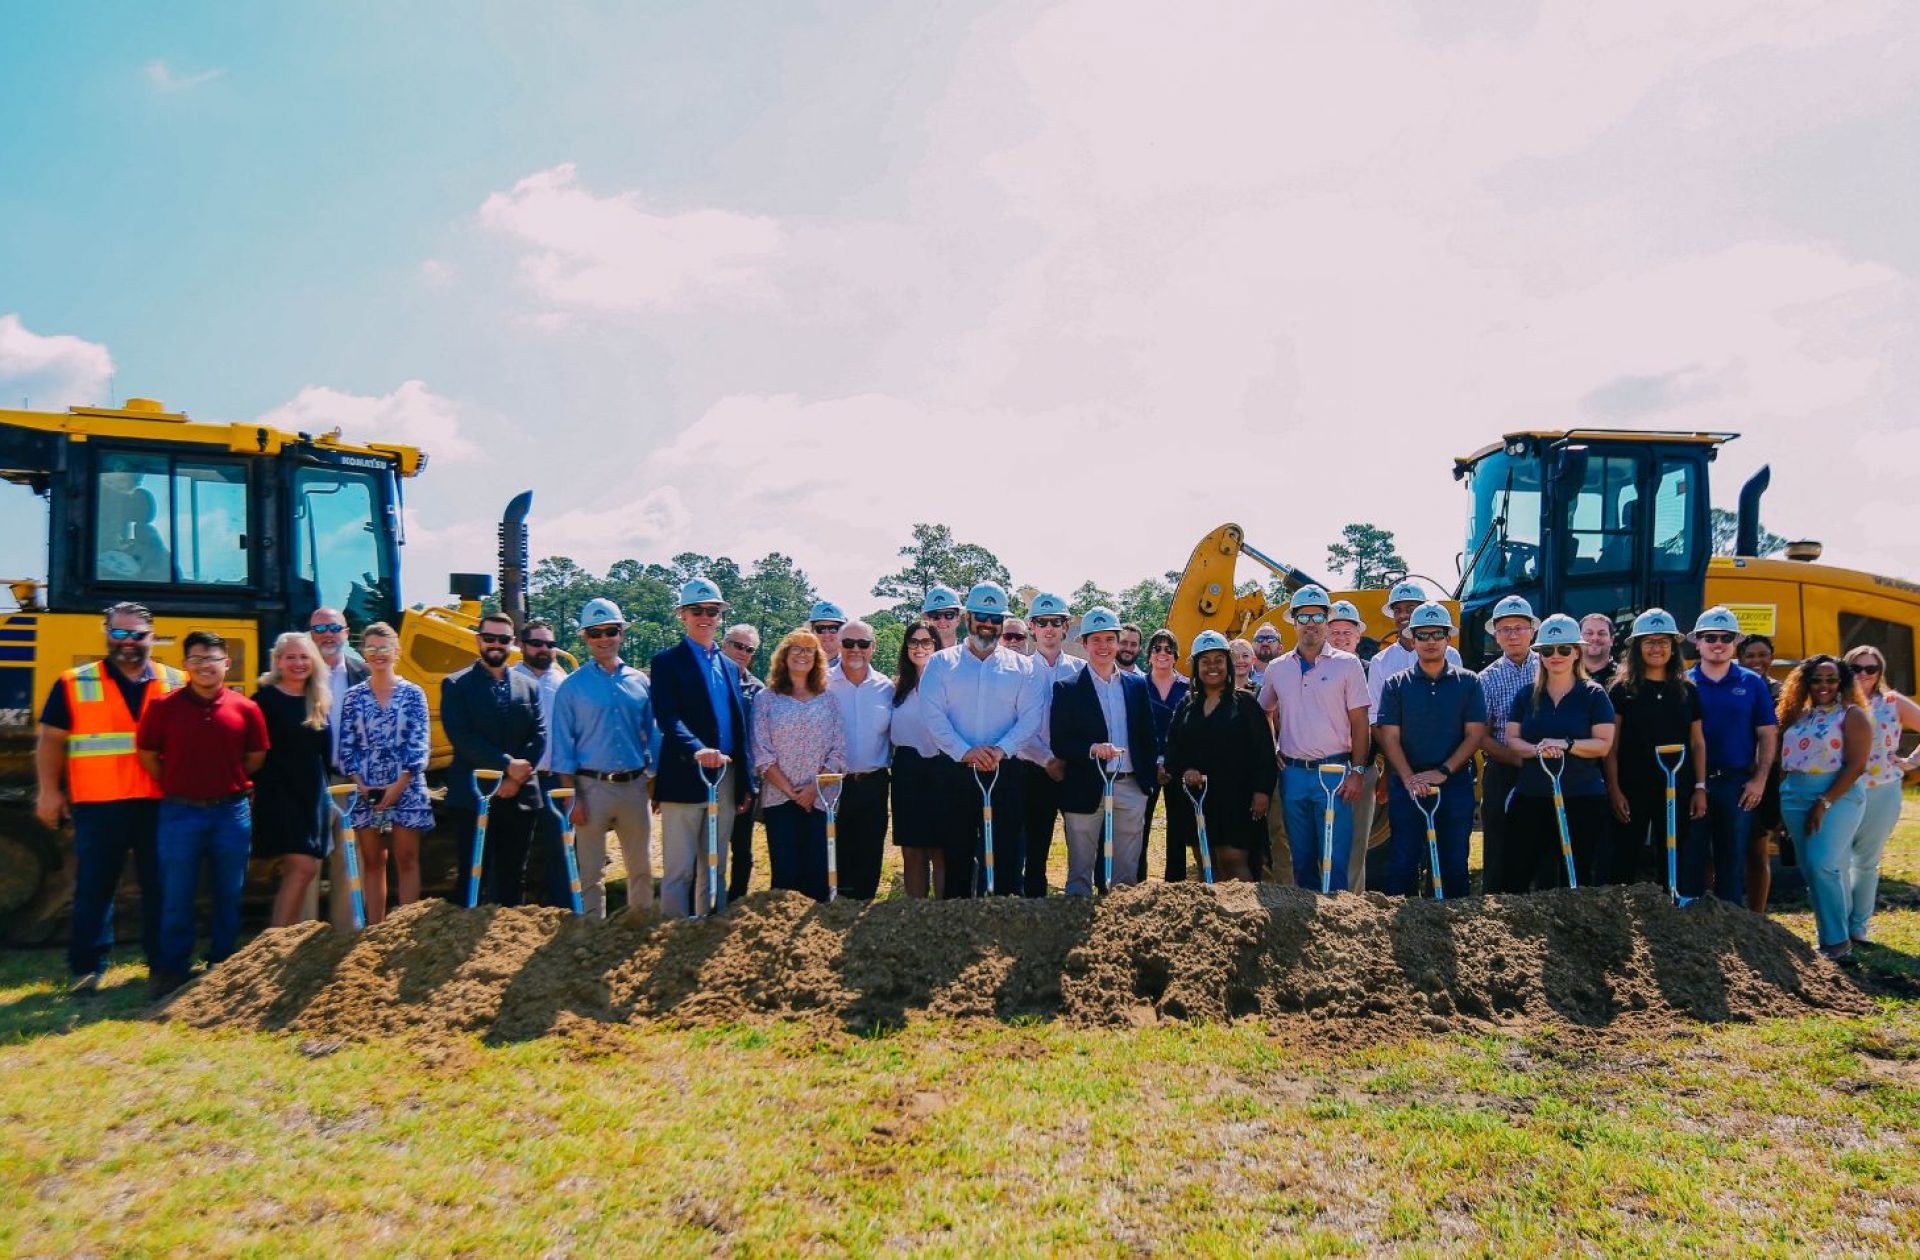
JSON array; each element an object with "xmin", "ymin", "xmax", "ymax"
[
  {"xmin": 1782, "ymin": 703, "xmax": 1847, "ymax": 774},
  {"xmin": 339, "ymin": 678, "xmax": 435, "ymax": 831}
]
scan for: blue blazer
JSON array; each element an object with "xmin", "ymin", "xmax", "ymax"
[
  {"xmin": 1051, "ymin": 667, "xmax": 1160, "ymax": 814},
  {"xmin": 649, "ymin": 638, "xmax": 752, "ymax": 805}
]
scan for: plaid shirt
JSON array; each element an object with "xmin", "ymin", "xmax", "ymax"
[{"xmin": 1478, "ymin": 653, "xmax": 1538, "ymax": 745}]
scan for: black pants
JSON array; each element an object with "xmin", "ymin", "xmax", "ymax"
[
  {"xmin": 1479, "ymin": 760, "xmax": 1521, "ymax": 892},
  {"xmin": 1023, "ymin": 765, "xmax": 1065, "ymax": 896},
  {"xmin": 1503, "ymin": 793, "xmax": 1610, "ymax": 891},
  {"xmin": 446, "ymin": 801, "xmax": 544, "ymax": 907},
  {"xmin": 1607, "ymin": 779, "xmax": 1677, "ymax": 886},
  {"xmin": 728, "ymin": 798, "xmax": 758, "ymax": 900},
  {"xmin": 836, "ymin": 771, "xmax": 890, "ymax": 899},
  {"xmin": 1137, "ymin": 784, "xmax": 1192, "ymax": 883},
  {"xmin": 939, "ymin": 756, "xmax": 1025, "ymax": 898}
]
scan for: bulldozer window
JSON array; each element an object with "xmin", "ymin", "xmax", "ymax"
[
  {"xmin": 93, "ymin": 451, "xmax": 250, "ymax": 586},
  {"xmin": 1651, "ymin": 458, "xmax": 1699, "ymax": 576},
  {"xmin": 292, "ymin": 467, "xmax": 394, "ymax": 636},
  {"xmin": 1462, "ymin": 451, "xmax": 1543, "ymax": 599},
  {"xmin": 1564, "ymin": 452, "xmax": 1642, "ymax": 577}
]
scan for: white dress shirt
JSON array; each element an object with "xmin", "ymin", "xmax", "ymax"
[
  {"xmin": 512, "ymin": 660, "xmax": 568, "ymax": 773},
  {"xmin": 890, "ymin": 685, "xmax": 942, "ymax": 758},
  {"xmin": 827, "ymin": 664, "xmax": 895, "ymax": 773},
  {"xmin": 1085, "ymin": 663, "xmax": 1134, "ymax": 772},
  {"xmin": 920, "ymin": 642, "xmax": 1044, "ymax": 761},
  {"xmin": 1022, "ymin": 649, "xmax": 1087, "ymax": 765}
]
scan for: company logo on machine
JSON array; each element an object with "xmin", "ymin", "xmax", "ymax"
[{"xmin": 1725, "ymin": 604, "xmax": 1776, "ymax": 635}]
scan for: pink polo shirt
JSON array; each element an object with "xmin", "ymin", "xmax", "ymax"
[{"xmin": 1256, "ymin": 647, "xmax": 1370, "ymax": 760}]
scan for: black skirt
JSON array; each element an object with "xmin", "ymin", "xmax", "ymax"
[{"xmin": 890, "ymin": 746, "xmax": 945, "ymax": 848}]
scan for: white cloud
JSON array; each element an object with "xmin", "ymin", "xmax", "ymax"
[
  {"xmin": 0, "ymin": 314, "xmax": 113, "ymax": 409},
  {"xmin": 418, "ymin": 259, "xmax": 455, "ymax": 288},
  {"xmin": 477, "ymin": 163, "xmax": 786, "ymax": 313},
  {"xmin": 144, "ymin": 59, "xmax": 223, "ymax": 93},
  {"xmin": 258, "ymin": 380, "xmax": 479, "ymax": 461}
]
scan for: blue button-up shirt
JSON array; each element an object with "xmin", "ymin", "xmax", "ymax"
[
  {"xmin": 920, "ymin": 643, "xmax": 1044, "ymax": 761},
  {"xmin": 549, "ymin": 658, "xmax": 658, "ymax": 777},
  {"xmin": 1688, "ymin": 663, "xmax": 1777, "ymax": 773},
  {"xmin": 1086, "ymin": 664, "xmax": 1134, "ymax": 772},
  {"xmin": 693, "ymin": 637, "xmax": 739, "ymax": 757},
  {"xmin": 1477, "ymin": 653, "xmax": 1538, "ymax": 746}
]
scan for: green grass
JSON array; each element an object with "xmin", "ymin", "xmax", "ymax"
[{"xmin": 3, "ymin": 800, "xmax": 1918, "ymax": 1253}]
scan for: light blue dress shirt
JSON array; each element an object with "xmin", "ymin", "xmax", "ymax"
[
  {"xmin": 549, "ymin": 658, "xmax": 657, "ymax": 776},
  {"xmin": 919, "ymin": 643, "xmax": 1044, "ymax": 761}
]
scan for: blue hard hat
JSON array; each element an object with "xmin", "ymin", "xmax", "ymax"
[
  {"xmin": 1489, "ymin": 594, "xmax": 1538, "ymax": 627},
  {"xmin": 1535, "ymin": 613, "xmax": 1581, "ymax": 647},
  {"xmin": 921, "ymin": 585, "xmax": 961, "ymax": 613},
  {"xmin": 1630, "ymin": 608, "xmax": 1681, "ymax": 639},
  {"xmin": 964, "ymin": 582, "xmax": 1009, "ymax": 616},
  {"xmin": 577, "ymin": 597, "xmax": 627, "ymax": 629},
  {"xmin": 1190, "ymin": 629, "xmax": 1231, "ymax": 656},
  {"xmin": 1287, "ymin": 585, "xmax": 1332, "ymax": 620},
  {"xmin": 1029, "ymin": 591, "xmax": 1069, "ymax": 618},
  {"xmin": 676, "ymin": 577, "xmax": 730, "ymax": 609},
  {"xmin": 1692, "ymin": 605, "xmax": 1741, "ymax": 636},
  {"xmin": 1388, "ymin": 579, "xmax": 1429, "ymax": 607},
  {"xmin": 807, "ymin": 600, "xmax": 846, "ymax": 626},
  {"xmin": 1078, "ymin": 606, "xmax": 1122, "ymax": 637},
  {"xmin": 1409, "ymin": 601, "xmax": 1455, "ymax": 631}
]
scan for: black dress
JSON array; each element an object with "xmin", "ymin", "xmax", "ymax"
[
  {"xmin": 251, "ymin": 686, "xmax": 334, "ymax": 860},
  {"xmin": 1162, "ymin": 689, "xmax": 1274, "ymax": 854}
]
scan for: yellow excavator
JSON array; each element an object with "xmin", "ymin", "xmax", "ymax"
[{"xmin": 0, "ymin": 398, "xmax": 540, "ymax": 942}]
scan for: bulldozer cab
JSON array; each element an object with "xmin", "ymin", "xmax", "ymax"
[{"xmin": 1455, "ymin": 431, "xmax": 1727, "ymax": 666}]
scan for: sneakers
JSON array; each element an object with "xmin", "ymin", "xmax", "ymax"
[{"xmin": 66, "ymin": 970, "xmax": 105, "ymax": 997}]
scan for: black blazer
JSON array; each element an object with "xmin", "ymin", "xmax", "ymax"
[
  {"xmin": 1052, "ymin": 667, "xmax": 1160, "ymax": 814},
  {"xmin": 441, "ymin": 663, "xmax": 546, "ymax": 813},
  {"xmin": 649, "ymin": 638, "xmax": 752, "ymax": 804}
]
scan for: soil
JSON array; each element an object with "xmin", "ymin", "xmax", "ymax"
[{"xmin": 163, "ymin": 883, "xmax": 1871, "ymax": 1047}]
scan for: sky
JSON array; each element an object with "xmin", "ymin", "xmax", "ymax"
[{"xmin": 3, "ymin": 1, "xmax": 1917, "ymax": 613}]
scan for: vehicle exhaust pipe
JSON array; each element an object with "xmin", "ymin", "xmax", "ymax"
[
  {"xmin": 1736, "ymin": 466, "xmax": 1770, "ymax": 557},
  {"xmin": 498, "ymin": 491, "xmax": 532, "ymax": 631}
]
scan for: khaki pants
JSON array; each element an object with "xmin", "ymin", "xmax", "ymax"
[
  {"xmin": 1266, "ymin": 770, "xmax": 1291, "ymax": 880},
  {"xmin": 1348, "ymin": 764, "xmax": 1380, "ymax": 892},
  {"xmin": 660, "ymin": 773, "xmax": 740, "ymax": 917},
  {"xmin": 574, "ymin": 776, "xmax": 653, "ymax": 920},
  {"xmin": 1064, "ymin": 776, "xmax": 1150, "ymax": 896}
]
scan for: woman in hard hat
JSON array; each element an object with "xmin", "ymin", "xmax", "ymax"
[
  {"xmin": 890, "ymin": 620, "xmax": 946, "ymax": 898},
  {"xmin": 749, "ymin": 629, "xmax": 847, "ymax": 902},
  {"xmin": 1775, "ymin": 656, "xmax": 1872, "ymax": 963},
  {"xmin": 1601, "ymin": 610, "xmax": 1708, "ymax": 885},
  {"xmin": 1162, "ymin": 630, "xmax": 1272, "ymax": 882},
  {"xmin": 1837, "ymin": 646, "xmax": 1917, "ymax": 949},
  {"xmin": 1502, "ymin": 614, "xmax": 1617, "ymax": 890}
]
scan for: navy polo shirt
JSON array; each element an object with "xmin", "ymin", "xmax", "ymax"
[
  {"xmin": 1510, "ymin": 680, "xmax": 1616, "ymax": 798},
  {"xmin": 1687, "ymin": 664, "xmax": 1776, "ymax": 774},
  {"xmin": 1376, "ymin": 663, "xmax": 1488, "ymax": 773}
]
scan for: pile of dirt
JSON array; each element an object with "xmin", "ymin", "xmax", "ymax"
[{"xmin": 165, "ymin": 882, "xmax": 1870, "ymax": 1046}]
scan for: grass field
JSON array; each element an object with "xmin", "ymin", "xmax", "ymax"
[{"xmin": 4, "ymin": 803, "xmax": 1918, "ymax": 1254}]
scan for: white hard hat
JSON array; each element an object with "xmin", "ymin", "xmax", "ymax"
[
  {"xmin": 1029, "ymin": 592, "xmax": 1070, "ymax": 618},
  {"xmin": 921, "ymin": 585, "xmax": 961, "ymax": 613},
  {"xmin": 1078, "ymin": 606, "xmax": 1122, "ymax": 637},
  {"xmin": 1692, "ymin": 606, "xmax": 1741, "ymax": 636},
  {"xmin": 1287, "ymin": 585, "xmax": 1332, "ymax": 621},
  {"xmin": 1489, "ymin": 594, "xmax": 1538, "ymax": 627},
  {"xmin": 1535, "ymin": 613, "xmax": 1582, "ymax": 647},
  {"xmin": 1409, "ymin": 602, "xmax": 1455, "ymax": 632},
  {"xmin": 1630, "ymin": 608, "xmax": 1681, "ymax": 639},
  {"xmin": 1388, "ymin": 579, "xmax": 1429, "ymax": 607},
  {"xmin": 1191, "ymin": 629, "xmax": 1231, "ymax": 656},
  {"xmin": 676, "ymin": 577, "xmax": 730, "ymax": 609},
  {"xmin": 577, "ymin": 597, "xmax": 626, "ymax": 630},
  {"xmin": 807, "ymin": 600, "xmax": 846, "ymax": 626}
]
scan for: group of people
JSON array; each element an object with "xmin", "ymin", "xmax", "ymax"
[{"xmin": 35, "ymin": 574, "xmax": 1917, "ymax": 998}]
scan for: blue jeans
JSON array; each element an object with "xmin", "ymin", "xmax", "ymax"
[
  {"xmin": 1850, "ymin": 783, "xmax": 1904, "ymax": 941},
  {"xmin": 1680, "ymin": 773, "xmax": 1753, "ymax": 902},
  {"xmin": 764, "ymin": 801, "xmax": 830, "ymax": 902},
  {"xmin": 67, "ymin": 799, "xmax": 162, "ymax": 978},
  {"xmin": 157, "ymin": 798, "xmax": 252, "ymax": 976},
  {"xmin": 1282, "ymin": 765, "xmax": 1355, "ymax": 892},
  {"xmin": 1385, "ymin": 774, "xmax": 1475, "ymax": 898},
  {"xmin": 1781, "ymin": 771, "xmax": 1868, "ymax": 950}
]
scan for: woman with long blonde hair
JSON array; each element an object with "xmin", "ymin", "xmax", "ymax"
[
  {"xmin": 1839, "ymin": 645, "xmax": 1920, "ymax": 948},
  {"xmin": 252, "ymin": 632, "xmax": 335, "ymax": 927}
]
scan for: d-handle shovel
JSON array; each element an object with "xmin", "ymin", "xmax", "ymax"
[
  {"xmin": 1095, "ymin": 753, "xmax": 1122, "ymax": 893},
  {"xmin": 816, "ymin": 772, "xmax": 845, "ymax": 902},
  {"xmin": 698, "ymin": 761, "xmax": 728, "ymax": 918},
  {"xmin": 1654, "ymin": 744, "xmax": 1693, "ymax": 907},
  {"xmin": 324, "ymin": 784, "xmax": 368, "ymax": 931},
  {"xmin": 1181, "ymin": 775, "xmax": 1214, "ymax": 885},
  {"xmin": 973, "ymin": 763, "xmax": 1001, "ymax": 896},
  {"xmin": 1317, "ymin": 763, "xmax": 1348, "ymax": 895},
  {"xmin": 1413, "ymin": 784, "xmax": 1444, "ymax": 901},
  {"xmin": 545, "ymin": 787, "xmax": 585, "ymax": 916},
  {"xmin": 1538, "ymin": 748, "xmax": 1578, "ymax": 890},
  {"xmin": 467, "ymin": 769, "xmax": 505, "ymax": 908}
]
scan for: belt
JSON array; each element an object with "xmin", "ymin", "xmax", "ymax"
[
  {"xmin": 843, "ymin": 768, "xmax": 889, "ymax": 782},
  {"xmin": 577, "ymin": 768, "xmax": 649, "ymax": 783},
  {"xmin": 164, "ymin": 792, "xmax": 248, "ymax": 808},
  {"xmin": 1279, "ymin": 754, "xmax": 1352, "ymax": 770}
]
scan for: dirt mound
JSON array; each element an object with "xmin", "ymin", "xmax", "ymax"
[{"xmin": 165, "ymin": 883, "xmax": 1869, "ymax": 1046}]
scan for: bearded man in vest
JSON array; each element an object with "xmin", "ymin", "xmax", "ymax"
[{"xmin": 35, "ymin": 602, "xmax": 184, "ymax": 995}]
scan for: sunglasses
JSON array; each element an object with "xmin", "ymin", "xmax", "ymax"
[
  {"xmin": 107, "ymin": 628, "xmax": 152, "ymax": 641},
  {"xmin": 522, "ymin": 638, "xmax": 556, "ymax": 649},
  {"xmin": 1853, "ymin": 662, "xmax": 1882, "ymax": 675},
  {"xmin": 810, "ymin": 623, "xmax": 843, "ymax": 635},
  {"xmin": 185, "ymin": 655, "xmax": 228, "ymax": 668},
  {"xmin": 1254, "ymin": 636, "xmax": 1280, "ymax": 644},
  {"xmin": 1292, "ymin": 613, "xmax": 1327, "ymax": 625},
  {"xmin": 1696, "ymin": 632, "xmax": 1738, "ymax": 645},
  {"xmin": 1000, "ymin": 633, "xmax": 1027, "ymax": 643},
  {"xmin": 724, "ymin": 640, "xmax": 754, "ymax": 652},
  {"xmin": 685, "ymin": 604, "xmax": 723, "ymax": 618},
  {"xmin": 309, "ymin": 622, "xmax": 346, "ymax": 635},
  {"xmin": 1411, "ymin": 629, "xmax": 1450, "ymax": 642},
  {"xmin": 477, "ymin": 632, "xmax": 514, "ymax": 645},
  {"xmin": 1032, "ymin": 616, "xmax": 1067, "ymax": 629},
  {"xmin": 1150, "ymin": 644, "xmax": 1175, "ymax": 655},
  {"xmin": 927, "ymin": 609, "xmax": 960, "ymax": 620},
  {"xmin": 841, "ymin": 638, "xmax": 874, "ymax": 650},
  {"xmin": 364, "ymin": 647, "xmax": 396, "ymax": 659},
  {"xmin": 1537, "ymin": 644, "xmax": 1578, "ymax": 658},
  {"xmin": 906, "ymin": 637, "xmax": 937, "ymax": 649},
  {"xmin": 973, "ymin": 614, "xmax": 1006, "ymax": 626},
  {"xmin": 583, "ymin": 626, "xmax": 622, "ymax": 640}
]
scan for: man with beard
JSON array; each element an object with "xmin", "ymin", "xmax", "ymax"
[
  {"xmin": 513, "ymin": 616, "xmax": 576, "ymax": 909},
  {"xmin": 1250, "ymin": 623, "xmax": 1282, "ymax": 689},
  {"xmin": 1117, "ymin": 623, "xmax": 1145, "ymax": 675},
  {"xmin": 920, "ymin": 582, "xmax": 1043, "ymax": 896},
  {"xmin": 36, "ymin": 602, "xmax": 184, "ymax": 994},
  {"xmin": 441, "ymin": 613, "xmax": 547, "ymax": 905}
]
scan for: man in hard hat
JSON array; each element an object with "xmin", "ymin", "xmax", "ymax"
[
  {"xmin": 1019, "ymin": 592, "xmax": 1085, "ymax": 895},
  {"xmin": 1326, "ymin": 600, "xmax": 1378, "ymax": 890},
  {"xmin": 512, "ymin": 617, "xmax": 574, "ymax": 909},
  {"xmin": 809, "ymin": 600, "xmax": 847, "ymax": 670},
  {"xmin": 1367, "ymin": 579, "xmax": 1461, "ymax": 725},
  {"xmin": 719, "ymin": 624, "xmax": 766, "ymax": 899},
  {"xmin": 826, "ymin": 619, "xmax": 893, "ymax": 899},
  {"xmin": 1683, "ymin": 606, "xmax": 1778, "ymax": 903},
  {"xmin": 1375, "ymin": 603, "xmax": 1488, "ymax": 898},
  {"xmin": 1250, "ymin": 623, "xmax": 1282, "ymax": 689},
  {"xmin": 919, "ymin": 582, "xmax": 1044, "ymax": 896},
  {"xmin": 35, "ymin": 601, "xmax": 184, "ymax": 994},
  {"xmin": 1051, "ymin": 607, "xmax": 1159, "ymax": 896},
  {"xmin": 922, "ymin": 586, "xmax": 964, "ymax": 650},
  {"xmin": 1258, "ymin": 586, "xmax": 1371, "ymax": 892},
  {"xmin": 550, "ymin": 599, "xmax": 658, "ymax": 921},
  {"xmin": 650, "ymin": 577, "xmax": 753, "ymax": 916},
  {"xmin": 1477, "ymin": 594, "xmax": 1540, "ymax": 892}
]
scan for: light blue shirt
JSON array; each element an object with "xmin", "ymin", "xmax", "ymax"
[
  {"xmin": 920, "ymin": 642, "xmax": 1044, "ymax": 761},
  {"xmin": 512, "ymin": 661, "xmax": 568, "ymax": 772},
  {"xmin": 549, "ymin": 657, "xmax": 657, "ymax": 777},
  {"xmin": 1086, "ymin": 663, "xmax": 1134, "ymax": 772},
  {"xmin": 1022, "ymin": 649, "xmax": 1086, "ymax": 764},
  {"xmin": 692, "ymin": 636, "xmax": 739, "ymax": 756},
  {"xmin": 889, "ymin": 686, "xmax": 942, "ymax": 758}
]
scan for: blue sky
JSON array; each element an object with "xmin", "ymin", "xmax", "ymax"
[{"xmin": 5, "ymin": 2, "xmax": 1918, "ymax": 610}]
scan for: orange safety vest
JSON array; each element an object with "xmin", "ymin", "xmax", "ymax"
[{"xmin": 60, "ymin": 660, "xmax": 185, "ymax": 803}]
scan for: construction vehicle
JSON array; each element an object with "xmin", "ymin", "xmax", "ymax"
[{"xmin": 0, "ymin": 398, "xmax": 538, "ymax": 943}]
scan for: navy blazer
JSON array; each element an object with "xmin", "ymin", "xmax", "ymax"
[
  {"xmin": 649, "ymin": 638, "xmax": 752, "ymax": 804},
  {"xmin": 441, "ymin": 663, "xmax": 546, "ymax": 813},
  {"xmin": 1051, "ymin": 667, "xmax": 1160, "ymax": 814}
]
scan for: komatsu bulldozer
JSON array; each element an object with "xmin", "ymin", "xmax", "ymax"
[{"xmin": 0, "ymin": 398, "xmax": 539, "ymax": 942}]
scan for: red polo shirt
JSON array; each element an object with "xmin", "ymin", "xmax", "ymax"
[{"xmin": 135, "ymin": 686, "xmax": 270, "ymax": 799}]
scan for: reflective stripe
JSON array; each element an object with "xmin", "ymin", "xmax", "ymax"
[
  {"xmin": 72, "ymin": 664, "xmax": 103, "ymax": 703},
  {"xmin": 69, "ymin": 732, "xmax": 138, "ymax": 757}
]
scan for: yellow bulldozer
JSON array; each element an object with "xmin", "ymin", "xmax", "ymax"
[{"xmin": 0, "ymin": 398, "xmax": 541, "ymax": 942}]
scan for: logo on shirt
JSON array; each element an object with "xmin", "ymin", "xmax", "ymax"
[{"xmin": 1731, "ymin": 687, "xmax": 1747, "ymax": 696}]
